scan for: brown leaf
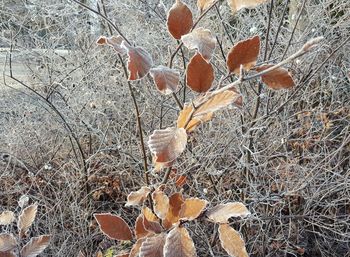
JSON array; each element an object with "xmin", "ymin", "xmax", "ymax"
[
  {"xmin": 150, "ymin": 66, "xmax": 180, "ymax": 95},
  {"xmin": 121, "ymin": 41, "xmax": 153, "ymax": 81},
  {"xmin": 152, "ymin": 188, "xmax": 170, "ymax": 220},
  {"xmin": 125, "ymin": 186, "xmax": 151, "ymax": 207},
  {"xmin": 139, "ymin": 233, "xmax": 166, "ymax": 257},
  {"xmin": 255, "ymin": 65, "xmax": 295, "ymax": 90},
  {"xmin": 181, "ymin": 28, "xmax": 216, "ymax": 62},
  {"xmin": 148, "ymin": 127, "xmax": 188, "ymax": 163},
  {"xmin": 227, "ymin": 35, "xmax": 260, "ymax": 75},
  {"xmin": 197, "ymin": 0, "xmax": 216, "ymax": 12},
  {"xmin": 0, "ymin": 251, "xmax": 16, "ymax": 257},
  {"xmin": 227, "ymin": 0, "xmax": 268, "ymax": 13},
  {"xmin": 163, "ymin": 192, "xmax": 184, "ymax": 229},
  {"xmin": 218, "ymin": 224, "xmax": 248, "ymax": 257},
  {"xmin": 94, "ymin": 213, "xmax": 133, "ymax": 240},
  {"xmin": 186, "ymin": 53, "xmax": 214, "ymax": 93},
  {"xmin": 142, "ymin": 207, "xmax": 162, "ymax": 234},
  {"xmin": 167, "ymin": 0, "xmax": 193, "ymax": 40},
  {"xmin": 164, "ymin": 225, "xmax": 197, "ymax": 257},
  {"xmin": 0, "ymin": 211, "xmax": 15, "ymax": 225},
  {"xmin": 115, "ymin": 253, "xmax": 129, "ymax": 257},
  {"xmin": 20, "ymin": 235, "xmax": 51, "ymax": 257},
  {"xmin": 0, "ymin": 234, "xmax": 17, "ymax": 252},
  {"xmin": 18, "ymin": 203, "xmax": 38, "ymax": 238},
  {"xmin": 207, "ymin": 202, "xmax": 250, "ymax": 223},
  {"xmin": 129, "ymin": 238, "xmax": 146, "ymax": 257},
  {"xmin": 96, "ymin": 35, "xmax": 126, "ymax": 54},
  {"xmin": 135, "ymin": 214, "xmax": 150, "ymax": 239},
  {"xmin": 175, "ymin": 175, "xmax": 187, "ymax": 188},
  {"xmin": 177, "ymin": 89, "xmax": 241, "ymax": 132},
  {"xmin": 180, "ymin": 198, "xmax": 208, "ymax": 221}
]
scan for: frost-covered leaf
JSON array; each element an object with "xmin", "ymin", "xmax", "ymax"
[
  {"xmin": 167, "ymin": 0, "xmax": 193, "ymax": 40},
  {"xmin": 0, "ymin": 234, "xmax": 17, "ymax": 252},
  {"xmin": 152, "ymin": 188, "xmax": 170, "ymax": 220},
  {"xmin": 218, "ymin": 224, "xmax": 248, "ymax": 257},
  {"xmin": 227, "ymin": 36, "xmax": 260, "ymax": 75},
  {"xmin": 20, "ymin": 235, "xmax": 50, "ymax": 257},
  {"xmin": 197, "ymin": 0, "xmax": 216, "ymax": 12},
  {"xmin": 0, "ymin": 251, "xmax": 16, "ymax": 257},
  {"xmin": 18, "ymin": 203, "xmax": 38, "ymax": 238},
  {"xmin": 121, "ymin": 41, "xmax": 153, "ymax": 81},
  {"xmin": 207, "ymin": 202, "xmax": 250, "ymax": 223},
  {"xmin": 163, "ymin": 192, "xmax": 184, "ymax": 229},
  {"xmin": 135, "ymin": 214, "xmax": 149, "ymax": 239},
  {"xmin": 186, "ymin": 53, "xmax": 214, "ymax": 93},
  {"xmin": 255, "ymin": 65, "xmax": 295, "ymax": 90},
  {"xmin": 181, "ymin": 28, "xmax": 216, "ymax": 61},
  {"xmin": 129, "ymin": 238, "xmax": 146, "ymax": 257},
  {"xmin": 125, "ymin": 186, "xmax": 151, "ymax": 207},
  {"xmin": 148, "ymin": 127, "xmax": 187, "ymax": 163},
  {"xmin": 164, "ymin": 226, "xmax": 197, "ymax": 257},
  {"xmin": 142, "ymin": 207, "xmax": 162, "ymax": 234},
  {"xmin": 96, "ymin": 35, "xmax": 126, "ymax": 54},
  {"xmin": 94, "ymin": 213, "xmax": 133, "ymax": 241},
  {"xmin": 180, "ymin": 198, "xmax": 208, "ymax": 221},
  {"xmin": 150, "ymin": 66, "xmax": 180, "ymax": 95},
  {"xmin": 0, "ymin": 211, "xmax": 15, "ymax": 226},
  {"xmin": 139, "ymin": 233, "xmax": 166, "ymax": 257}
]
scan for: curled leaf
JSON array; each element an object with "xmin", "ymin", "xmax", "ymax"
[
  {"xmin": 186, "ymin": 53, "xmax": 214, "ymax": 93},
  {"xmin": 0, "ymin": 211, "xmax": 15, "ymax": 225},
  {"xmin": 218, "ymin": 224, "xmax": 248, "ymax": 257},
  {"xmin": 227, "ymin": 35, "xmax": 260, "ymax": 75},
  {"xmin": 181, "ymin": 28, "xmax": 216, "ymax": 61},
  {"xmin": 139, "ymin": 233, "xmax": 166, "ymax": 257},
  {"xmin": 121, "ymin": 41, "xmax": 153, "ymax": 81},
  {"xmin": 207, "ymin": 202, "xmax": 250, "ymax": 223},
  {"xmin": 96, "ymin": 35, "xmax": 126, "ymax": 54},
  {"xmin": 164, "ymin": 225, "xmax": 197, "ymax": 257},
  {"xmin": 180, "ymin": 198, "xmax": 208, "ymax": 221},
  {"xmin": 197, "ymin": 0, "xmax": 216, "ymax": 13},
  {"xmin": 163, "ymin": 192, "xmax": 184, "ymax": 229},
  {"xmin": 20, "ymin": 235, "xmax": 51, "ymax": 257},
  {"xmin": 167, "ymin": 0, "xmax": 193, "ymax": 40},
  {"xmin": 227, "ymin": 0, "xmax": 268, "ymax": 13},
  {"xmin": 150, "ymin": 66, "xmax": 180, "ymax": 95},
  {"xmin": 142, "ymin": 207, "xmax": 162, "ymax": 234},
  {"xmin": 148, "ymin": 127, "xmax": 188, "ymax": 163},
  {"xmin": 125, "ymin": 186, "xmax": 151, "ymax": 207},
  {"xmin": 94, "ymin": 213, "xmax": 133, "ymax": 241},
  {"xmin": 0, "ymin": 233, "xmax": 17, "ymax": 252},
  {"xmin": 18, "ymin": 203, "xmax": 38, "ymax": 238},
  {"xmin": 255, "ymin": 65, "xmax": 295, "ymax": 90},
  {"xmin": 152, "ymin": 188, "xmax": 170, "ymax": 220}
]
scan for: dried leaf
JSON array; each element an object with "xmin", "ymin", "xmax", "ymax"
[
  {"xmin": 0, "ymin": 234, "xmax": 17, "ymax": 252},
  {"xmin": 218, "ymin": 224, "xmax": 248, "ymax": 257},
  {"xmin": 121, "ymin": 41, "xmax": 153, "ymax": 81},
  {"xmin": 186, "ymin": 53, "xmax": 214, "ymax": 93},
  {"xmin": 164, "ymin": 225, "xmax": 197, "ymax": 257},
  {"xmin": 20, "ymin": 235, "xmax": 51, "ymax": 257},
  {"xmin": 139, "ymin": 233, "xmax": 166, "ymax": 257},
  {"xmin": 0, "ymin": 211, "xmax": 15, "ymax": 226},
  {"xmin": 197, "ymin": 0, "xmax": 216, "ymax": 12},
  {"xmin": 115, "ymin": 253, "xmax": 129, "ymax": 257},
  {"xmin": 94, "ymin": 213, "xmax": 133, "ymax": 241},
  {"xmin": 125, "ymin": 186, "xmax": 151, "ymax": 207},
  {"xmin": 150, "ymin": 66, "xmax": 180, "ymax": 95},
  {"xmin": 135, "ymin": 214, "xmax": 149, "ymax": 239},
  {"xmin": 96, "ymin": 35, "xmax": 126, "ymax": 54},
  {"xmin": 152, "ymin": 188, "xmax": 170, "ymax": 220},
  {"xmin": 255, "ymin": 65, "xmax": 295, "ymax": 90},
  {"xmin": 180, "ymin": 198, "xmax": 208, "ymax": 221},
  {"xmin": 167, "ymin": 0, "xmax": 193, "ymax": 40},
  {"xmin": 181, "ymin": 28, "xmax": 216, "ymax": 61},
  {"xmin": 96, "ymin": 251, "xmax": 103, "ymax": 257},
  {"xmin": 207, "ymin": 202, "xmax": 250, "ymax": 223},
  {"xmin": 227, "ymin": 0, "xmax": 268, "ymax": 13},
  {"xmin": 163, "ymin": 192, "xmax": 184, "ymax": 229},
  {"xmin": 175, "ymin": 175, "xmax": 187, "ymax": 188},
  {"xmin": 177, "ymin": 89, "xmax": 241, "ymax": 132},
  {"xmin": 227, "ymin": 36, "xmax": 260, "ymax": 75},
  {"xmin": 18, "ymin": 203, "xmax": 38, "ymax": 237},
  {"xmin": 0, "ymin": 251, "xmax": 16, "ymax": 257},
  {"xmin": 129, "ymin": 238, "xmax": 146, "ymax": 257},
  {"xmin": 142, "ymin": 207, "xmax": 162, "ymax": 234},
  {"xmin": 148, "ymin": 127, "xmax": 188, "ymax": 163}
]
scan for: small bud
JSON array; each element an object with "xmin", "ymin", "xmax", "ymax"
[{"xmin": 302, "ymin": 37, "xmax": 324, "ymax": 51}]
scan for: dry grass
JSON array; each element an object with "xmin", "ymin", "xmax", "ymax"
[{"xmin": 0, "ymin": 0, "xmax": 349, "ymax": 256}]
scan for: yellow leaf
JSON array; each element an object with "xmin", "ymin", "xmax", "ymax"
[{"xmin": 218, "ymin": 224, "xmax": 248, "ymax": 257}]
